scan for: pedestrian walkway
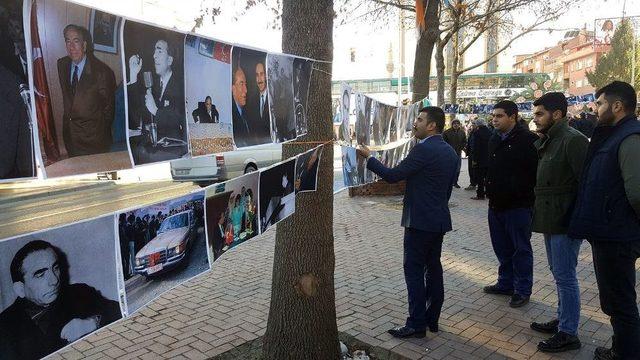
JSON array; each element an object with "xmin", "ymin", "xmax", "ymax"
[{"xmin": 50, "ymin": 160, "xmax": 631, "ymax": 360}]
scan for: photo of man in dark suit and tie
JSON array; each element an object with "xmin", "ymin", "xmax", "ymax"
[
  {"xmin": 124, "ymin": 21, "xmax": 187, "ymax": 165},
  {"xmin": 231, "ymin": 47, "xmax": 271, "ymax": 148},
  {"xmin": 192, "ymin": 96, "xmax": 219, "ymax": 123},
  {"xmin": 57, "ymin": 24, "xmax": 115, "ymax": 157},
  {"xmin": 357, "ymin": 106, "xmax": 458, "ymax": 339}
]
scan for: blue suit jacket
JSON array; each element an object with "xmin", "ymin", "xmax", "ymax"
[{"xmin": 367, "ymin": 135, "xmax": 458, "ymax": 233}]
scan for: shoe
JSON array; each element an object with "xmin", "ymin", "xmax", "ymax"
[
  {"xmin": 465, "ymin": 185, "xmax": 476, "ymax": 191},
  {"xmin": 530, "ymin": 319, "xmax": 559, "ymax": 334},
  {"xmin": 537, "ymin": 331, "xmax": 581, "ymax": 353},
  {"xmin": 453, "ymin": 183, "xmax": 461, "ymax": 188},
  {"xmin": 483, "ymin": 284, "xmax": 514, "ymax": 296},
  {"xmin": 594, "ymin": 346, "xmax": 619, "ymax": 359},
  {"xmin": 427, "ymin": 323, "xmax": 439, "ymax": 333},
  {"xmin": 387, "ymin": 325, "xmax": 426, "ymax": 338},
  {"xmin": 509, "ymin": 294, "xmax": 530, "ymax": 308},
  {"xmin": 470, "ymin": 196, "xmax": 485, "ymax": 200}
]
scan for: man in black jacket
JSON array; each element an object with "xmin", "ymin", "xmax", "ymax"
[
  {"xmin": 443, "ymin": 119, "xmax": 467, "ymax": 188},
  {"xmin": 469, "ymin": 119, "xmax": 491, "ymax": 200},
  {"xmin": 483, "ymin": 100, "xmax": 539, "ymax": 308}
]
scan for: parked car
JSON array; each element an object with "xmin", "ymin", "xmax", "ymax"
[
  {"xmin": 170, "ymin": 143, "xmax": 282, "ymax": 186},
  {"xmin": 134, "ymin": 210, "xmax": 197, "ymax": 277}
]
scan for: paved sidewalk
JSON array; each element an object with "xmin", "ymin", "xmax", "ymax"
[{"xmin": 50, "ymin": 161, "xmax": 635, "ymax": 360}]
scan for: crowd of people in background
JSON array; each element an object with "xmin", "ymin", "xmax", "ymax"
[{"xmin": 118, "ymin": 200, "xmax": 204, "ymax": 279}]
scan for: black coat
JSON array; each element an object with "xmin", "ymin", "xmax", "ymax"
[
  {"xmin": 470, "ymin": 125, "xmax": 491, "ymax": 168},
  {"xmin": 486, "ymin": 123, "xmax": 538, "ymax": 210}
]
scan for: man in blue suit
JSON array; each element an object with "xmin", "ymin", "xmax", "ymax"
[{"xmin": 357, "ymin": 106, "xmax": 458, "ymax": 338}]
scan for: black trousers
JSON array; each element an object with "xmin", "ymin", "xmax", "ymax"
[
  {"xmin": 403, "ymin": 228, "xmax": 444, "ymax": 330},
  {"xmin": 475, "ymin": 166, "xmax": 488, "ymax": 198},
  {"xmin": 591, "ymin": 240, "xmax": 640, "ymax": 359},
  {"xmin": 468, "ymin": 157, "xmax": 477, "ymax": 186}
]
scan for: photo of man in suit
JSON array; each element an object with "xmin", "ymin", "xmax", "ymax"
[
  {"xmin": 231, "ymin": 64, "xmax": 251, "ymax": 146},
  {"xmin": 192, "ymin": 95, "xmax": 219, "ymax": 123},
  {"xmin": 0, "ymin": 240, "xmax": 121, "ymax": 360},
  {"xmin": 125, "ymin": 22, "xmax": 187, "ymax": 165},
  {"xmin": 357, "ymin": 106, "xmax": 458, "ymax": 339},
  {"xmin": 255, "ymin": 62, "xmax": 269, "ymax": 126},
  {"xmin": 57, "ymin": 24, "xmax": 115, "ymax": 157}
]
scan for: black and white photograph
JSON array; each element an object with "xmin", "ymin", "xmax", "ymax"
[
  {"xmin": 205, "ymin": 172, "xmax": 259, "ymax": 262},
  {"xmin": 185, "ymin": 35, "xmax": 234, "ymax": 156},
  {"xmin": 124, "ymin": 20, "xmax": 188, "ymax": 166},
  {"xmin": 0, "ymin": 0, "xmax": 35, "ymax": 182},
  {"xmin": 355, "ymin": 93, "xmax": 372, "ymax": 146},
  {"xmin": 116, "ymin": 192, "xmax": 208, "ymax": 314},
  {"xmin": 231, "ymin": 46, "xmax": 272, "ymax": 148},
  {"xmin": 294, "ymin": 145, "xmax": 323, "ymax": 193},
  {"xmin": 31, "ymin": 1, "xmax": 131, "ymax": 178},
  {"xmin": 293, "ymin": 57, "xmax": 312, "ymax": 136},
  {"xmin": 372, "ymin": 101, "xmax": 393, "ymax": 146},
  {"xmin": 339, "ymin": 83, "xmax": 352, "ymax": 144},
  {"xmin": 388, "ymin": 106, "xmax": 399, "ymax": 143},
  {"xmin": 341, "ymin": 145, "xmax": 358, "ymax": 187},
  {"xmin": 0, "ymin": 216, "xmax": 122, "ymax": 360},
  {"xmin": 89, "ymin": 9, "xmax": 119, "ymax": 54},
  {"xmin": 259, "ymin": 159, "xmax": 296, "ymax": 232},
  {"xmin": 267, "ymin": 54, "xmax": 296, "ymax": 142}
]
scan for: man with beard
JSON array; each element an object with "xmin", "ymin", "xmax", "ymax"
[
  {"xmin": 0, "ymin": 240, "xmax": 121, "ymax": 359},
  {"xmin": 568, "ymin": 81, "xmax": 640, "ymax": 360},
  {"xmin": 528, "ymin": 92, "xmax": 588, "ymax": 353}
]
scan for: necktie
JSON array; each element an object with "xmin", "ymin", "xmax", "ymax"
[
  {"xmin": 260, "ymin": 94, "xmax": 264, "ymax": 118},
  {"xmin": 159, "ymin": 79, "xmax": 164, "ymax": 100},
  {"xmin": 71, "ymin": 65, "xmax": 78, "ymax": 96}
]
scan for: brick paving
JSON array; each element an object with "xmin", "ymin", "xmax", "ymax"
[{"xmin": 49, "ymin": 159, "xmax": 637, "ymax": 359}]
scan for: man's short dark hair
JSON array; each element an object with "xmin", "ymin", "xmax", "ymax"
[
  {"xmin": 205, "ymin": 96, "xmax": 212, "ymax": 102},
  {"xmin": 10, "ymin": 240, "xmax": 57, "ymax": 283},
  {"xmin": 533, "ymin": 92, "xmax": 568, "ymax": 117},
  {"xmin": 452, "ymin": 119, "xmax": 461, "ymax": 125},
  {"xmin": 420, "ymin": 106, "xmax": 445, "ymax": 133},
  {"xmin": 595, "ymin": 81, "xmax": 638, "ymax": 114},
  {"xmin": 493, "ymin": 100, "xmax": 519, "ymax": 119}
]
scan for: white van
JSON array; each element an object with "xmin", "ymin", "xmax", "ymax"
[{"xmin": 170, "ymin": 143, "xmax": 282, "ymax": 185}]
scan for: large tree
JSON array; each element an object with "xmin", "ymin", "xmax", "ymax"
[
  {"xmin": 587, "ymin": 19, "xmax": 640, "ymax": 90},
  {"xmin": 261, "ymin": 1, "xmax": 340, "ymax": 359}
]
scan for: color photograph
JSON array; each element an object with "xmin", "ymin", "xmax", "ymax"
[
  {"xmin": 0, "ymin": 216, "xmax": 122, "ymax": 360},
  {"xmin": 267, "ymin": 54, "xmax": 296, "ymax": 142},
  {"xmin": 231, "ymin": 46, "xmax": 272, "ymax": 148},
  {"xmin": 204, "ymin": 172, "xmax": 259, "ymax": 262},
  {"xmin": 116, "ymin": 192, "xmax": 208, "ymax": 314},
  {"xmin": 30, "ymin": 0, "xmax": 131, "ymax": 177},
  {"xmin": 184, "ymin": 35, "xmax": 234, "ymax": 156},
  {"xmin": 123, "ymin": 20, "xmax": 188, "ymax": 166},
  {"xmin": 259, "ymin": 159, "xmax": 296, "ymax": 232},
  {"xmin": 294, "ymin": 145, "xmax": 323, "ymax": 193}
]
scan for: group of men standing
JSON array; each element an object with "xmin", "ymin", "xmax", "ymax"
[{"xmin": 360, "ymin": 80, "xmax": 640, "ymax": 360}]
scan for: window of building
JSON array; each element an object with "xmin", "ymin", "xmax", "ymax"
[{"xmin": 586, "ymin": 57, "xmax": 593, "ymax": 68}]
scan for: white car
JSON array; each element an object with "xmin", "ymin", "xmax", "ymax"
[{"xmin": 170, "ymin": 143, "xmax": 282, "ymax": 185}]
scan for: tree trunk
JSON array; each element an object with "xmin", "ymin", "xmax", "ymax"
[
  {"xmin": 411, "ymin": 0, "xmax": 440, "ymax": 103},
  {"xmin": 435, "ymin": 39, "xmax": 446, "ymax": 107},
  {"xmin": 262, "ymin": 1, "xmax": 339, "ymax": 359},
  {"xmin": 449, "ymin": 32, "xmax": 460, "ymax": 105}
]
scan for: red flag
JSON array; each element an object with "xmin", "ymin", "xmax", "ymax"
[{"xmin": 31, "ymin": 0, "xmax": 60, "ymax": 164}]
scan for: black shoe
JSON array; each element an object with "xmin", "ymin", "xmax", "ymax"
[
  {"xmin": 453, "ymin": 183, "xmax": 461, "ymax": 188},
  {"xmin": 387, "ymin": 325, "xmax": 426, "ymax": 338},
  {"xmin": 537, "ymin": 331, "xmax": 581, "ymax": 353},
  {"xmin": 470, "ymin": 196, "xmax": 485, "ymax": 200},
  {"xmin": 530, "ymin": 319, "xmax": 559, "ymax": 334},
  {"xmin": 594, "ymin": 346, "xmax": 619, "ymax": 359},
  {"xmin": 509, "ymin": 294, "xmax": 530, "ymax": 308},
  {"xmin": 427, "ymin": 324, "xmax": 439, "ymax": 333},
  {"xmin": 483, "ymin": 284, "xmax": 514, "ymax": 296}
]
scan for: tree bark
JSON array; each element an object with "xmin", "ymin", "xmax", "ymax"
[
  {"xmin": 449, "ymin": 30, "xmax": 460, "ymax": 105},
  {"xmin": 262, "ymin": 1, "xmax": 339, "ymax": 359},
  {"xmin": 411, "ymin": 0, "xmax": 440, "ymax": 103},
  {"xmin": 435, "ymin": 39, "xmax": 447, "ymax": 107}
]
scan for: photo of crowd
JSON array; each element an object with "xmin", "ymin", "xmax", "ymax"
[
  {"xmin": 124, "ymin": 20, "xmax": 188, "ymax": 165},
  {"xmin": 30, "ymin": 0, "xmax": 131, "ymax": 177},
  {"xmin": 0, "ymin": 216, "xmax": 122, "ymax": 360},
  {"xmin": 205, "ymin": 172, "xmax": 259, "ymax": 262},
  {"xmin": 294, "ymin": 146, "xmax": 323, "ymax": 193},
  {"xmin": 116, "ymin": 193, "xmax": 207, "ymax": 314},
  {"xmin": 184, "ymin": 35, "xmax": 234, "ymax": 156}
]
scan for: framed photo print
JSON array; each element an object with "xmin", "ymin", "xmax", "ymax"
[{"xmin": 89, "ymin": 9, "xmax": 120, "ymax": 54}]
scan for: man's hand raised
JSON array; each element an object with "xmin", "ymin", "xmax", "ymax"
[{"xmin": 356, "ymin": 145, "xmax": 370, "ymax": 159}]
